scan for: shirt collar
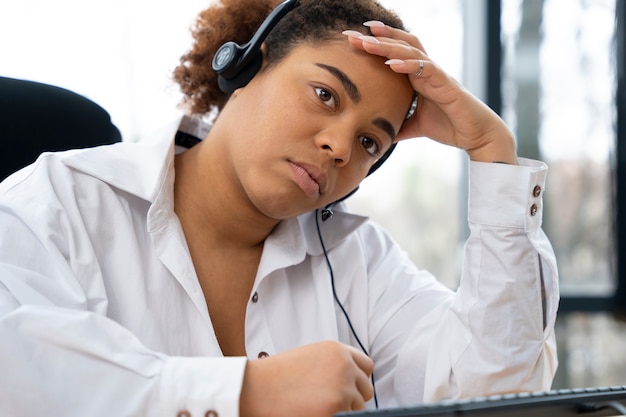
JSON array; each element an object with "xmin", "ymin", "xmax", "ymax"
[
  {"xmin": 61, "ymin": 117, "xmax": 181, "ymax": 204},
  {"xmin": 255, "ymin": 207, "xmax": 368, "ymax": 279},
  {"xmin": 297, "ymin": 206, "xmax": 368, "ymax": 256}
]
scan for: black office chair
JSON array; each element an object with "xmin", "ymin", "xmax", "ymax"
[{"xmin": 0, "ymin": 76, "xmax": 122, "ymax": 181}]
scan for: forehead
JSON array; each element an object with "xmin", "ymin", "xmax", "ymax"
[{"xmin": 280, "ymin": 40, "xmax": 414, "ymax": 119}]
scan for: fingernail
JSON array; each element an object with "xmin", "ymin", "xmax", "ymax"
[
  {"xmin": 385, "ymin": 59, "xmax": 404, "ymax": 65},
  {"xmin": 364, "ymin": 20, "xmax": 385, "ymax": 28},
  {"xmin": 361, "ymin": 36, "xmax": 380, "ymax": 45},
  {"xmin": 342, "ymin": 30, "xmax": 364, "ymax": 38}
]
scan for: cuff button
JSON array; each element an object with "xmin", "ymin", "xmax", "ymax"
[{"xmin": 532, "ymin": 185, "xmax": 542, "ymax": 198}]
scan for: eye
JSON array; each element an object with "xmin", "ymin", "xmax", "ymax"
[
  {"xmin": 359, "ymin": 136, "xmax": 382, "ymax": 157},
  {"xmin": 315, "ymin": 87, "xmax": 337, "ymax": 109}
]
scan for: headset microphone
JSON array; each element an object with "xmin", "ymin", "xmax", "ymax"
[
  {"xmin": 321, "ymin": 142, "xmax": 397, "ymax": 221},
  {"xmin": 212, "ymin": 0, "xmax": 300, "ymax": 94}
]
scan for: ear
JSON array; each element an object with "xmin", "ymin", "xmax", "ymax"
[{"xmin": 259, "ymin": 43, "xmax": 270, "ymax": 71}]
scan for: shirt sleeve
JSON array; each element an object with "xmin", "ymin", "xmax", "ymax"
[
  {"xmin": 0, "ymin": 288, "xmax": 246, "ymax": 417},
  {"xmin": 369, "ymin": 158, "xmax": 559, "ymax": 405},
  {"xmin": 0, "ymin": 172, "xmax": 247, "ymax": 417}
]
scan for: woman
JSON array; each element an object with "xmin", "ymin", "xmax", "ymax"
[{"xmin": 0, "ymin": 0, "xmax": 558, "ymax": 416}]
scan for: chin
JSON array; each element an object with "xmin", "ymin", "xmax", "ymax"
[
  {"xmin": 267, "ymin": 205, "xmax": 314, "ymax": 221},
  {"xmin": 252, "ymin": 197, "xmax": 310, "ymax": 221},
  {"xmin": 251, "ymin": 188, "xmax": 339, "ymax": 221}
]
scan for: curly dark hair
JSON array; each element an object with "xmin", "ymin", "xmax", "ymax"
[{"xmin": 173, "ymin": 0, "xmax": 405, "ymax": 115}]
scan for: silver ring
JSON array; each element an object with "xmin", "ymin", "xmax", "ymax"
[{"xmin": 415, "ymin": 60, "xmax": 424, "ymax": 78}]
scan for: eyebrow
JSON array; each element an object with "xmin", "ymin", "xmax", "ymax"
[
  {"xmin": 373, "ymin": 118, "xmax": 397, "ymax": 143},
  {"xmin": 315, "ymin": 63, "xmax": 361, "ymax": 103},
  {"xmin": 315, "ymin": 63, "xmax": 397, "ymax": 142}
]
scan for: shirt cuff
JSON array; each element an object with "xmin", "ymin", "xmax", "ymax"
[
  {"xmin": 159, "ymin": 356, "xmax": 247, "ymax": 417},
  {"xmin": 468, "ymin": 158, "xmax": 548, "ymax": 232}
]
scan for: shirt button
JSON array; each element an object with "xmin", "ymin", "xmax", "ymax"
[
  {"xmin": 530, "ymin": 204, "xmax": 538, "ymax": 216},
  {"xmin": 258, "ymin": 351, "xmax": 269, "ymax": 359},
  {"xmin": 205, "ymin": 411, "xmax": 218, "ymax": 417},
  {"xmin": 177, "ymin": 411, "xmax": 191, "ymax": 417},
  {"xmin": 532, "ymin": 185, "xmax": 542, "ymax": 198},
  {"xmin": 251, "ymin": 292, "xmax": 259, "ymax": 303}
]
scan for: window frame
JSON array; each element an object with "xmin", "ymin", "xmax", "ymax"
[{"xmin": 613, "ymin": 0, "xmax": 626, "ymax": 319}]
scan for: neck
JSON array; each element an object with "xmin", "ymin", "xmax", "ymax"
[{"xmin": 173, "ymin": 141, "xmax": 280, "ymax": 251}]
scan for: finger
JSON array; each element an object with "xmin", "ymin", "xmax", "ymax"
[
  {"xmin": 344, "ymin": 32, "xmax": 429, "ymax": 68},
  {"xmin": 346, "ymin": 345, "xmax": 374, "ymax": 376},
  {"xmin": 385, "ymin": 58, "xmax": 434, "ymax": 80},
  {"xmin": 363, "ymin": 21, "xmax": 428, "ymax": 55},
  {"xmin": 351, "ymin": 395, "xmax": 367, "ymax": 411},
  {"xmin": 354, "ymin": 367, "xmax": 374, "ymax": 402},
  {"xmin": 344, "ymin": 346, "xmax": 375, "ymax": 404}
]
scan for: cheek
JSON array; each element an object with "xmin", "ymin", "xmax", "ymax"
[{"xmin": 333, "ymin": 167, "xmax": 369, "ymax": 199}]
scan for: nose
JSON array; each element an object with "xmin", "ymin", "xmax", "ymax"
[{"xmin": 315, "ymin": 128, "xmax": 353, "ymax": 168}]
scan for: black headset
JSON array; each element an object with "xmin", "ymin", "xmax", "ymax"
[{"xmin": 212, "ymin": 0, "xmax": 300, "ymax": 94}]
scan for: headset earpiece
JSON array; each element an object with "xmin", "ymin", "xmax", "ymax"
[
  {"xmin": 212, "ymin": 42, "xmax": 246, "ymax": 79},
  {"xmin": 213, "ymin": 42, "xmax": 263, "ymax": 93},
  {"xmin": 212, "ymin": 0, "xmax": 299, "ymax": 94}
]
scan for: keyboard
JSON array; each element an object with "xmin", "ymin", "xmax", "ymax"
[{"xmin": 335, "ymin": 385, "xmax": 626, "ymax": 417}]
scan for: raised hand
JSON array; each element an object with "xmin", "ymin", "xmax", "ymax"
[{"xmin": 344, "ymin": 22, "xmax": 518, "ymax": 165}]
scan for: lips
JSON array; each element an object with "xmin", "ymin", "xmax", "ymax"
[{"xmin": 288, "ymin": 161, "xmax": 328, "ymax": 198}]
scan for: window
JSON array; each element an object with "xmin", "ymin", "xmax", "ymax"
[
  {"xmin": 501, "ymin": 0, "xmax": 626, "ymax": 388},
  {"xmin": 502, "ymin": 0, "xmax": 616, "ymax": 297}
]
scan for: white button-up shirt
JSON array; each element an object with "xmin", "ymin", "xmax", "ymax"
[{"xmin": 0, "ymin": 118, "xmax": 558, "ymax": 417}]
